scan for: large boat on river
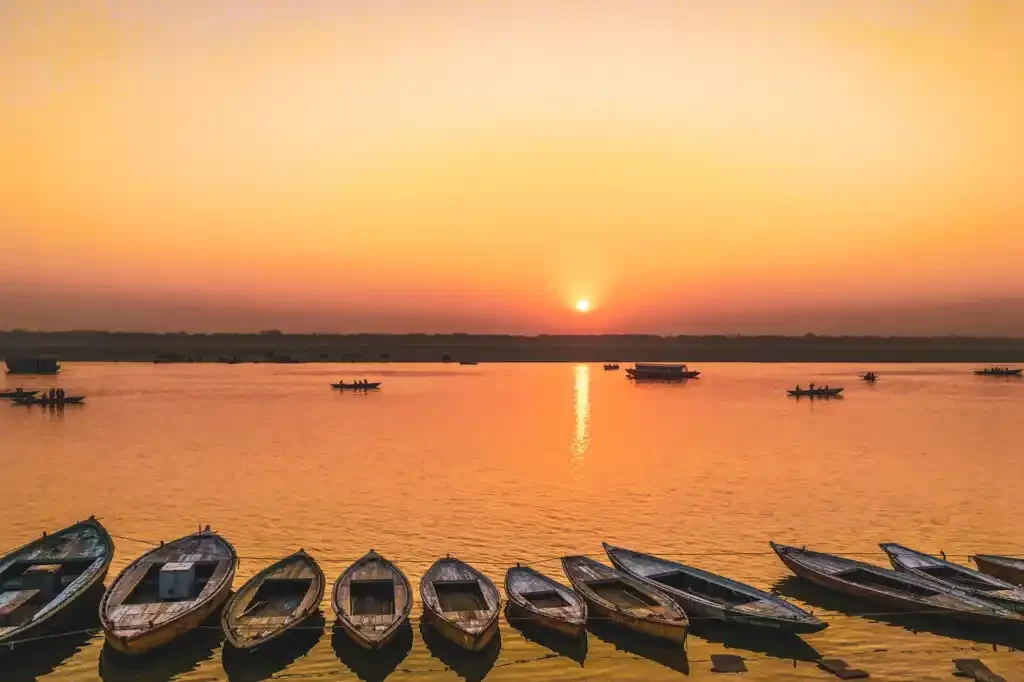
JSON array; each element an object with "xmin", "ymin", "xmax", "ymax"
[
  {"xmin": 974, "ymin": 367, "xmax": 1022, "ymax": 376},
  {"xmin": 626, "ymin": 363, "xmax": 700, "ymax": 380},
  {"xmin": 5, "ymin": 356, "xmax": 60, "ymax": 375}
]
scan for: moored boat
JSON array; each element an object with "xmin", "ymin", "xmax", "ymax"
[
  {"xmin": 604, "ymin": 543, "xmax": 825, "ymax": 633},
  {"xmin": 330, "ymin": 381, "xmax": 381, "ymax": 390},
  {"xmin": 561, "ymin": 555, "xmax": 688, "ymax": 644},
  {"xmin": 626, "ymin": 363, "xmax": 700, "ymax": 380},
  {"xmin": 973, "ymin": 555, "xmax": 1024, "ymax": 586},
  {"xmin": 504, "ymin": 565, "xmax": 586, "ymax": 638},
  {"xmin": 333, "ymin": 550, "xmax": 412, "ymax": 649},
  {"xmin": 420, "ymin": 556, "xmax": 500, "ymax": 652},
  {"xmin": 0, "ymin": 516, "xmax": 113, "ymax": 649},
  {"xmin": 0, "ymin": 389, "xmax": 38, "ymax": 399},
  {"xmin": 100, "ymin": 526, "xmax": 237, "ymax": 654},
  {"xmin": 974, "ymin": 367, "xmax": 1022, "ymax": 376},
  {"xmin": 459, "ymin": 361, "xmax": 479, "ymax": 366},
  {"xmin": 881, "ymin": 544, "xmax": 1024, "ymax": 613},
  {"xmin": 770, "ymin": 542, "xmax": 1024, "ymax": 626},
  {"xmin": 5, "ymin": 356, "xmax": 60, "ymax": 375},
  {"xmin": 221, "ymin": 550, "xmax": 324, "ymax": 650},
  {"xmin": 787, "ymin": 387, "xmax": 843, "ymax": 398}
]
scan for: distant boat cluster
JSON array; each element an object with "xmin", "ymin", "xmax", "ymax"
[{"xmin": 3, "ymin": 517, "xmax": 1023, "ymax": 664}]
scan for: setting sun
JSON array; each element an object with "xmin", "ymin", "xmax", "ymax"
[{"xmin": 575, "ymin": 299, "xmax": 591, "ymax": 313}]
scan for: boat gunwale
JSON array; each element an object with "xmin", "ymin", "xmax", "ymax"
[
  {"xmin": 419, "ymin": 557, "xmax": 500, "ymax": 637},
  {"xmin": 504, "ymin": 565, "xmax": 587, "ymax": 628},
  {"xmin": 332, "ymin": 549, "xmax": 413, "ymax": 648},
  {"xmin": 99, "ymin": 529, "xmax": 238, "ymax": 645},
  {"xmin": 0, "ymin": 517, "xmax": 114, "ymax": 645},
  {"xmin": 560, "ymin": 555, "xmax": 688, "ymax": 628},
  {"xmin": 221, "ymin": 549, "xmax": 325, "ymax": 650}
]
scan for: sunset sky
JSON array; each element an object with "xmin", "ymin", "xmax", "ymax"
[{"xmin": 1, "ymin": 1, "xmax": 1021, "ymax": 334}]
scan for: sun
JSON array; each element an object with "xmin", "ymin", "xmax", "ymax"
[{"xmin": 575, "ymin": 299, "xmax": 591, "ymax": 313}]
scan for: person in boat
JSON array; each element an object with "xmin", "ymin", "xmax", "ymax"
[
  {"xmin": 795, "ymin": 384, "xmax": 800, "ymax": 392},
  {"xmin": 49, "ymin": 388, "xmax": 56, "ymax": 400}
]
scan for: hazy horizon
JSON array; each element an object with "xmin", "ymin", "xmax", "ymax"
[{"xmin": 3, "ymin": 1, "xmax": 1021, "ymax": 335}]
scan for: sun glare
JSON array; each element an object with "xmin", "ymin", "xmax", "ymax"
[{"xmin": 575, "ymin": 299, "xmax": 591, "ymax": 313}]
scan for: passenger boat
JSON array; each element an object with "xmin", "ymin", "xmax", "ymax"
[
  {"xmin": 603, "ymin": 364, "xmax": 620, "ymax": 371},
  {"xmin": 0, "ymin": 389, "xmax": 37, "ymax": 399},
  {"xmin": 786, "ymin": 387, "xmax": 843, "ymax": 398},
  {"xmin": 459, "ymin": 361, "xmax": 479, "ymax": 366},
  {"xmin": 100, "ymin": 526, "xmax": 237, "ymax": 654},
  {"xmin": 626, "ymin": 363, "xmax": 700, "ymax": 380},
  {"xmin": 330, "ymin": 381, "xmax": 381, "ymax": 390},
  {"xmin": 880, "ymin": 544, "xmax": 1024, "ymax": 613},
  {"xmin": 420, "ymin": 556, "xmax": 500, "ymax": 651},
  {"xmin": 974, "ymin": 367, "xmax": 1023, "ymax": 376},
  {"xmin": 561, "ymin": 555, "xmax": 688, "ymax": 644},
  {"xmin": 333, "ymin": 550, "xmax": 413, "ymax": 649},
  {"xmin": 973, "ymin": 555, "xmax": 1024, "ymax": 586},
  {"xmin": 0, "ymin": 516, "xmax": 113, "ymax": 649},
  {"xmin": 860, "ymin": 372, "xmax": 878, "ymax": 382},
  {"xmin": 604, "ymin": 543, "xmax": 826, "ymax": 633},
  {"xmin": 504, "ymin": 565, "xmax": 586, "ymax": 637},
  {"xmin": 770, "ymin": 542, "xmax": 1024, "ymax": 625},
  {"xmin": 5, "ymin": 356, "xmax": 60, "ymax": 375},
  {"xmin": 221, "ymin": 550, "xmax": 324, "ymax": 650},
  {"xmin": 12, "ymin": 396, "xmax": 84, "ymax": 406}
]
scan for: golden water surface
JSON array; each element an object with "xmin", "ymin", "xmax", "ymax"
[{"xmin": 1, "ymin": 363, "xmax": 1022, "ymax": 681}]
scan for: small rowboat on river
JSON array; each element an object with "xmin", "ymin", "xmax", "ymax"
[
  {"xmin": 221, "ymin": 549, "xmax": 324, "ymax": 650},
  {"xmin": 787, "ymin": 387, "xmax": 843, "ymax": 398},
  {"xmin": 12, "ymin": 396, "xmax": 85, "ymax": 406},
  {"xmin": 333, "ymin": 550, "xmax": 413, "ymax": 649},
  {"xmin": 330, "ymin": 382, "xmax": 381, "ymax": 390},
  {"xmin": 505, "ymin": 565, "xmax": 586, "ymax": 637},
  {"xmin": 100, "ymin": 526, "xmax": 237, "ymax": 654},
  {"xmin": 604, "ymin": 543, "xmax": 826, "ymax": 633},
  {"xmin": 771, "ymin": 542, "xmax": 1024, "ymax": 626},
  {"xmin": 561, "ymin": 555, "xmax": 688, "ymax": 644},
  {"xmin": 420, "ymin": 556, "xmax": 500, "ymax": 651},
  {"xmin": 973, "ymin": 554, "xmax": 1024, "ymax": 586}
]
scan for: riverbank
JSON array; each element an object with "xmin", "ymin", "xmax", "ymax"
[{"xmin": 3, "ymin": 331, "xmax": 1024, "ymax": 363}]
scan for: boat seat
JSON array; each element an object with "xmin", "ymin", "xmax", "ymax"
[{"xmin": 0, "ymin": 589, "xmax": 41, "ymax": 626}]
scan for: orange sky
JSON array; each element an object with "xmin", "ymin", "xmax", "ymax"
[{"xmin": 1, "ymin": 1, "xmax": 1022, "ymax": 334}]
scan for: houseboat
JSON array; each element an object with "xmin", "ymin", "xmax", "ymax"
[{"xmin": 625, "ymin": 363, "xmax": 700, "ymax": 380}]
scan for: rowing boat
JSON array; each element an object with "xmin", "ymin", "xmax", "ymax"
[
  {"xmin": 221, "ymin": 550, "xmax": 324, "ymax": 650},
  {"xmin": 0, "ymin": 390, "xmax": 37, "ymax": 399},
  {"xmin": 333, "ymin": 550, "xmax": 413, "ymax": 649},
  {"xmin": 330, "ymin": 382, "xmax": 381, "ymax": 390},
  {"xmin": 0, "ymin": 517, "xmax": 113, "ymax": 649},
  {"xmin": 880, "ymin": 544, "xmax": 1024, "ymax": 614},
  {"xmin": 973, "ymin": 555, "xmax": 1024, "ymax": 586},
  {"xmin": 100, "ymin": 526, "xmax": 237, "ymax": 654},
  {"xmin": 771, "ymin": 542, "xmax": 1024, "ymax": 625},
  {"xmin": 12, "ymin": 396, "xmax": 84, "ymax": 406},
  {"xmin": 974, "ymin": 367, "xmax": 1023, "ymax": 376},
  {"xmin": 604, "ymin": 543, "xmax": 826, "ymax": 633},
  {"xmin": 420, "ymin": 556, "xmax": 500, "ymax": 651},
  {"xmin": 505, "ymin": 565, "xmax": 586, "ymax": 637},
  {"xmin": 561, "ymin": 555, "xmax": 688, "ymax": 644},
  {"xmin": 787, "ymin": 388, "xmax": 843, "ymax": 397}
]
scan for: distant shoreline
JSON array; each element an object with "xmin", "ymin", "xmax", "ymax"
[{"xmin": 2, "ymin": 331, "xmax": 1023, "ymax": 364}]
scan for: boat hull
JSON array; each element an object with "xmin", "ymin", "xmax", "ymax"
[
  {"xmin": 104, "ymin": 584, "xmax": 233, "ymax": 655},
  {"xmin": 974, "ymin": 556, "xmax": 1024, "ymax": 586},
  {"xmin": 505, "ymin": 601, "xmax": 585, "ymax": 638},
  {"xmin": 582, "ymin": 595, "xmax": 687, "ymax": 644},
  {"xmin": 423, "ymin": 607, "xmax": 498, "ymax": 652}
]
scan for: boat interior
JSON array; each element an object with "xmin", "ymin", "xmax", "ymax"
[
  {"xmin": 838, "ymin": 568, "xmax": 940, "ymax": 598},
  {"xmin": 520, "ymin": 590, "xmax": 571, "ymax": 610},
  {"xmin": 915, "ymin": 566, "xmax": 1002, "ymax": 591},
  {"xmin": 434, "ymin": 581, "xmax": 487, "ymax": 612},
  {"xmin": 350, "ymin": 579, "xmax": 395, "ymax": 615},
  {"xmin": 649, "ymin": 570, "xmax": 759, "ymax": 606},
  {"xmin": 242, "ymin": 578, "xmax": 312, "ymax": 618},
  {"xmin": 125, "ymin": 561, "xmax": 219, "ymax": 604},
  {"xmin": 0, "ymin": 559, "xmax": 95, "ymax": 626},
  {"xmin": 587, "ymin": 579, "xmax": 659, "ymax": 610}
]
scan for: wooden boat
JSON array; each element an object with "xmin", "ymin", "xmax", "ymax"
[
  {"xmin": 860, "ymin": 372, "xmax": 877, "ymax": 382},
  {"xmin": 786, "ymin": 387, "xmax": 843, "ymax": 397},
  {"xmin": 330, "ymin": 382, "xmax": 381, "ymax": 390},
  {"xmin": 561, "ymin": 555, "xmax": 688, "ymax": 644},
  {"xmin": 770, "ymin": 542, "xmax": 1024, "ymax": 625},
  {"xmin": 5, "ymin": 356, "xmax": 60, "ymax": 375},
  {"xmin": 333, "ymin": 550, "xmax": 412, "ymax": 649},
  {"xmin": 221, "ymin": 550, "xmax": 324, "ymax": 650},
  {"xmin": 974, "ymin": 367, "xmax": 1023, "ymax": 376},
  {"xmin": 458, "ymin": 361, "xmax": 479, "ymax": 366},
  {"xmin": 0, "ymin": 389, "xmax": 37, "ymax": 399},
  {"xmin": 0, "ymin": 516, "xmax": 113, "ymax": 649},
  {"xmin": 504, "ymin": 565, "xmax": 586, "ymax": 637},
  {"xmin": 12, "ymin": 396, "xmax": 84, "ymax": 406},
  {"xmin": 626, "ymin": 363, "xmax": 700, "ymax": 380},
  {"xmin": 881, "ymin": 544, "xmax": 1024, "ymax": 613},
  {"xmin": 420, "ymin": 556, "xmax": 500, "ymax": 652},
  {"xmin": 603, "ymin": 364, "xmax": 620, "ymax": 371},
  {"xmin": 973, "ymin": 555, "xmax": 1024, "ymax": 586},
  {"xmin": 100, "ymin": 526, "xmax": 237, "ymax": 654},
  {"xmin": 604, "ymin": 543, "xmax": 826, "ymax": 633}
]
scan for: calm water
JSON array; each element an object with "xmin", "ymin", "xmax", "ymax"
[{"xmin": 1, "ymin": 363, "xmax": 1023, "ymax": 682}]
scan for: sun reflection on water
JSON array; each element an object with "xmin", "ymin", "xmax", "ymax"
[{"xmin": 572, "ymin": 364, "xmax": 591, "ymax": 464}]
